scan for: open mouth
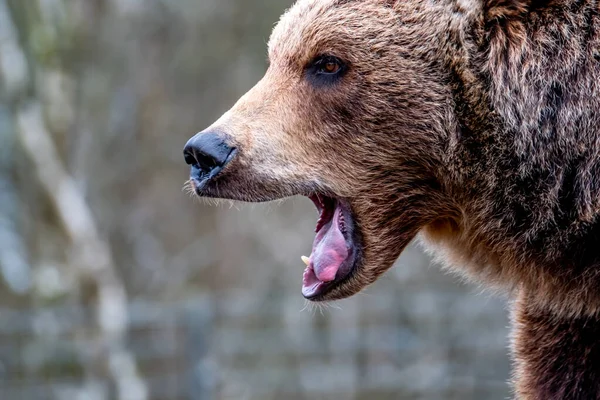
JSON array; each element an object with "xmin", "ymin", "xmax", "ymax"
[{"xmin": 301, "ymin": 194, "xmax": 359, "ymax": 300}]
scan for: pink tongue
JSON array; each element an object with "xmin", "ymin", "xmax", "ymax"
[{"xmin": 310, "ymin": 207, "xmax": 348, "ymax": 282}]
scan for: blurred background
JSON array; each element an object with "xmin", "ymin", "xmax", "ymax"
[{"xmin": 0, "ymin": 0, "xmax": 510, "ymax": 399}]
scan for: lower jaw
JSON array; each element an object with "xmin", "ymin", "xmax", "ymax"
[{"xmin": 302, "ymin": 280, "xmax": 331, "ymax": 300}]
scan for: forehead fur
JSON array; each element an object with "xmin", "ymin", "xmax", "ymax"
[{"xmin": 268, "ymin": 0, "xmax": 398, "ymax": 67}]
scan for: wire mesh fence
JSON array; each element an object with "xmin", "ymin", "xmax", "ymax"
[{"xmin": 0, "ymin": 270, "xmax": 511, "ymax": 399}]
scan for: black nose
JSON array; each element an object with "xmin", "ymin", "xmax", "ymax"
[{"xmin": 183, "ymin": 132, "xmax": 236, "ymax": 178}]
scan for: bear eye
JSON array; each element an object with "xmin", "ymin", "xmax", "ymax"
[
  {"xmin": 319, "ymin": 59, "xmax": 341, "ymax": 74},
  {"xmin": 306, "ymin": 55, "xmax": 347, "ymax": 86}
]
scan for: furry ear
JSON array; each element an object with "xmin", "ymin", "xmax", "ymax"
[{"xmin": 484, "ymin": 0, "xmax": 546, "ymax": 21}]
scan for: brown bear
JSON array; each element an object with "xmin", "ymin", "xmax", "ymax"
[{"xmin": 182, "ymin": 0, "xmax": 600, "ymax": 398}]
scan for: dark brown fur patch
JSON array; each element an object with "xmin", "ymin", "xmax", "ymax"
[
  {"xmin": 513, "ymin": 294, "xmax": 600, "ymax": 399},
  {"xmin": 485, "ymin": 0, "xmax": 543, "ymax": 20}
]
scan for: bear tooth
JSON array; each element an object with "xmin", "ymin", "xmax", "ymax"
[{"xmin": 301, "ymin": 256, "xmax": 310, "ymax": 266}]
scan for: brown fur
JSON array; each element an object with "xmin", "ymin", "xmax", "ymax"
[
  {"xmin": 187, "ymin": 0, "xmax": 600, "ymax": 397},
  {"xmin": 513, "ymin": 293, "xmax": 600, "ymax": 399}
]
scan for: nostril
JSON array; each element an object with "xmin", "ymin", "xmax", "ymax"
[
  {"xmin": 195, "ymin": 152, "xmax": 218, "ymax": 171},
  {"xmin": 184, "ymin": 148, "xmax": 218, "ymax": 171},
  {"xmin": 183, "ymin": 131, "xmax": 236, "ymax": 177},
  {"xmin": 184, "ymin": 149, "xmax": 198, "ymax": 166}
]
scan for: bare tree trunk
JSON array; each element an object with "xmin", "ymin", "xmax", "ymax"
[{"xmin": 0, "ymin": 1, "xmax": 148, "ymax": 398}]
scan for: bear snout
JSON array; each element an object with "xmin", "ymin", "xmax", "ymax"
[{"xmin": 183, "ymin": 130, "xmax": 237, "ymax": 189}]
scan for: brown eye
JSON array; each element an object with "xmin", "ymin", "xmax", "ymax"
[
  {"xmin": 307, "ymin": 55, "xmax": 347, "ymax": 86},
  {"xmin": 323, "ymin": 61, "xmax": 340, "ymax": 74}
]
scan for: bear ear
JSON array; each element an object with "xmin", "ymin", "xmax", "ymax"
[{"xmin": 484, "ymin": 0, "xmax": 547, "ymax": 21}]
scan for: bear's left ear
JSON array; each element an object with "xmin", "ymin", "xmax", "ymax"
[{"xmin": 484, "ymin": 0, "xmax": 548, "ymax": 21}]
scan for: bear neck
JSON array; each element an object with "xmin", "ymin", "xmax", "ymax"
[
  {"xmin": 513, "ymin": 292, "xmax": 600, "ymax": 399},
  {"xmin": 424, "ymin": 0, "xmax": 600, "ymax": 315},
  {"xmin": 421, "ymin": 3, "xmax": 600, "ymax": 398}
]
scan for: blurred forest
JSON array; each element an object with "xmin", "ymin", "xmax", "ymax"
[{"xmin": 0, "ymin": 0, "xmax": 510, "ymax": 399}]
